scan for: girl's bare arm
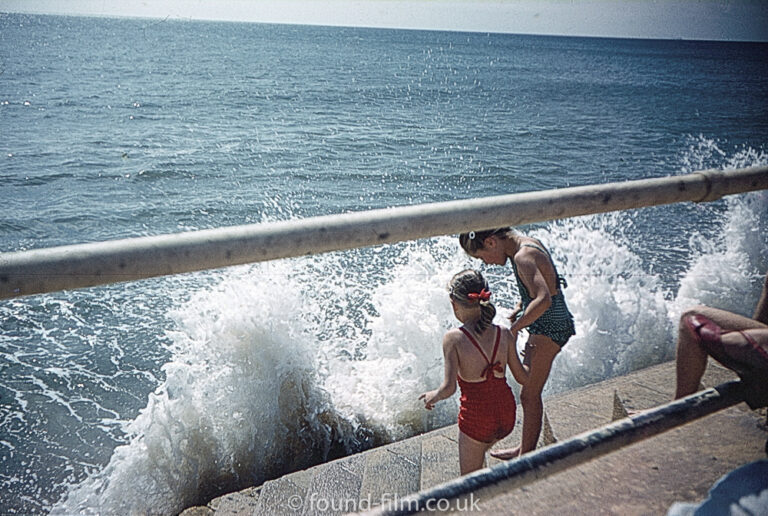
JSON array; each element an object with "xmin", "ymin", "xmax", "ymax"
[
  {"xmin": 506, "ymin": 330, "xmax": 529, "ymax": 385},
  {"xmin": 419, "ymin": 333, "xmax": 459, "ymax": 409}
]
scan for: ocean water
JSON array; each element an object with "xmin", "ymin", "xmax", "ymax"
[{"xmin": 1, "ymin": 12, "xmax": 767, "ymax": 515}]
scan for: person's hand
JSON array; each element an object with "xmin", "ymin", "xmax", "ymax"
[
  {"xmin": 419, "ymin": 390, "xmax": 438, "ymax": 410},
  {"xmin": 509, "ymin": 300, "xmax": 523, "ymax": 323}
]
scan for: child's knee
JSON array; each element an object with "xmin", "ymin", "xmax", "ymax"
[{"xmin": 680, "ymin": 306, "xmax": 706, "ymax": 324}]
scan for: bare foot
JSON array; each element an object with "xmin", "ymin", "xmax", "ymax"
[{"xmin": 490, "ymin": 445, "xmax": 521, "ymax": 460}]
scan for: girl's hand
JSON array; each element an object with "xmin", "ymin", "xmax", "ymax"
[
  {"xmin": 419, "ymin": 391, "xmax": 438, "ymax": 410},
  {"xmin": 509, "ymin": 301, "xmax": 523, "ymax": 323}
]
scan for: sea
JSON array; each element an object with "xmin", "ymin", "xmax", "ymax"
[{"xmin": 1, "ymin": 12, "xmax": 767, "ymax": 515}]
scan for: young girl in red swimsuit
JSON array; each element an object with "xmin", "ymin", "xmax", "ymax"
[{"xmin": 419, "ymin": 269, "xmax": 529, "ymax": 474}]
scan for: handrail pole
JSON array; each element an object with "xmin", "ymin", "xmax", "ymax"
[
  {"xmin": 1, "ymin": 166, "xmax": 766, "ymax": 299},
  {"xmin": 362, "ymin": 381, "xmax": 746, "ymax": 515}
]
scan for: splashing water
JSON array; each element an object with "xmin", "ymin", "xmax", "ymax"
[
  {"xmin": 53, "ymin": 259, "xmax": 382, "ymax": 514},
  {"xmin": 674, "ymin": 142, "xmax": 768, "ymax": 316}
]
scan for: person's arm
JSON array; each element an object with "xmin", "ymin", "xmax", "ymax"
[
  {"xmin": 510, "ymin": 252, "xmax": 553, "ymax": 333},
  {"xmin": 508, "ymin": 299, "xmax": 524, "ymax": 323},
  {"xmin": 505, "ymin": 329, "xmax": 529, "ymax": 386},
  {"xmin": 753, "ymin": 270, "xmax": 768, "ymax": 324},
  {"xmin": 419, "ymin": 333, "xmax": 459, "ymax": 410}
]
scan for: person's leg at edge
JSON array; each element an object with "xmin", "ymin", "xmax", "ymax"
[
  {"xmin": 458, "ymin": 431, "xmax": 491, "ymax": 475},
  {"xmin": 490, "ymin": 335, "xmax": 559, "ymax": 460},
  {"xmin": 722, "ymin": 329, "xmax": 768, "ymax": 353},
  {"xmin": 675, "ymin": 306, "xmax": 767, "ymax": 399},
  {"xmin": 675, "ymin": 308, "xmax": 710, "ymax": 399},
  {"xmin": 753, "ymin": 271, "xmax": 768, "ymax": 325}
]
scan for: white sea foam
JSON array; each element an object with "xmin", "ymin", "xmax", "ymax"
[
  {"xmin": 674, "ymin": 143, "xmax": 768, "ymax": 317},
  {"xmin": 323, "ymin": 239, "xmax": 471, "ymax": 437},
  {"xmin": 541, "ymin": 214, "xmax": 674, "ymax": 392},
  {"xmin": 53, "ymin": 260, "xmax": 355, "ymax": 514}
]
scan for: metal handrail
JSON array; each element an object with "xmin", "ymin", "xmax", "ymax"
[
  {"xmin": 1, "ymin": 166, "xmax": 766, "ymax": 299},
  {"xmin": 361, "ymin": 381, "xmax": 747, "ymax": 516}
]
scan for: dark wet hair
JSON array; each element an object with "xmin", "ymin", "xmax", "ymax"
[
  {"xmin": 458, "ymin": 227, "xmax": 515, "ymax": 255},
  {"xmin": 449, "ymin": 269, "xmax": 496, "ymax": 334}
]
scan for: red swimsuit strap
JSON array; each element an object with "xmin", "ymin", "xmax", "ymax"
[{"xmin": 459, "ymin": 326, "xmax": 502, "ymax": 379}]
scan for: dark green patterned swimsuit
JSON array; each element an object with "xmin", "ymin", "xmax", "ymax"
[{"xmin": 511, "ymin": 243, "xmax": 576, "ymax": 347}]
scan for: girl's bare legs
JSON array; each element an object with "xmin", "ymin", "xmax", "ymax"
[
  {"xmin": 458, "ymin": 431, "xmax": 491, "ymax": 475},
  {"xmin": 490, "ymin": 335, "xmax": 559, "ymax": 460},
  {"xmin": 675, "ymin": 305, "xmax": 767, "ymax": 399}
]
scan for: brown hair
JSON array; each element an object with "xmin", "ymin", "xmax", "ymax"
[
  {"xmin": 449, "ymin": 269, "xmax": 496, "ymax": 334},
  {"xmin": 458, "ymin": 227, "xmax": 515, "ymax": 255}
]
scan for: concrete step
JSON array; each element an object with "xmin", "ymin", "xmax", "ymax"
[
  {"xmin": 254, "ymin": 468, "xmax": 314, "ymax": 516},
  {"xmin": 183, "ymin": 361, "xmax": 767, "ymax": 516},
  {"xmin": 418, "ymin": 426, "xmax": 458, "ymax": 490},
  {"xmin": 360, "ymin": 437, "xmax": 420, "ymax": 500}
]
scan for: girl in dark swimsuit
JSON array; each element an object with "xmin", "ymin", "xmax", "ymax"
[
  {"xmin": 420, "ymin": 269, "xmax": 529, "ymax": 474},
  {"xmin": 459, "ymin": 227, "xmax": 575, "ymax": 460}
]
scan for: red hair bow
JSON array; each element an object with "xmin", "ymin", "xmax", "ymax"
[{"xmin": 467, "ymin": 289, "xmax": 491, "ymax": 301}]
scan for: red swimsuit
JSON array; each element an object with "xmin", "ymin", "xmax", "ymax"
[{"xmin": 457, "ymin": 325, "xmax": 517, "ymax": 444}]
